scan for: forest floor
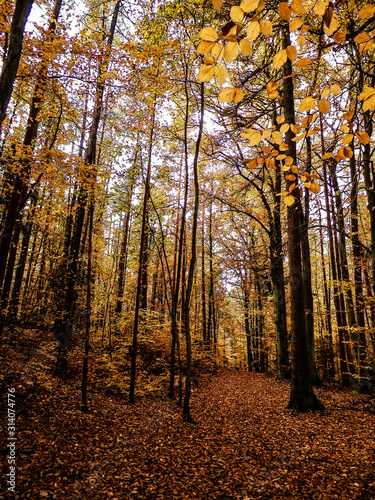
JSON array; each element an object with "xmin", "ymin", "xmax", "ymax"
[{"xmin": 1, "ymin": 328, "xmax": 375, "ymax": 500}]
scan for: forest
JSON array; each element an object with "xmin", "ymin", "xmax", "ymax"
[{"xmin": 1, "ymin": 0, "xmax": 375, "ymax": 498}]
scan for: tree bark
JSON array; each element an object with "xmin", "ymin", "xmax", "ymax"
[
  {"xmin": 282, "ymin": 26, "xmax": 322, "ymax": 412},
  {"xmin": 0, "ymin": 0, "xmax": 34, "ymax": 129}
]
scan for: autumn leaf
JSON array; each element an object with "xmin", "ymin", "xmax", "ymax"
[
  {"xmin": 212, "ymin": 0, "xmax": 223, "ymax": 11},
  {"xmin": 247, "ymin": 21, "xmax": 261, "ymax": 41},
  {"xmin": 266, "ymin": 81, "xmax": 279, "ymax": 99},
  {"xmin": 286, "ymin": 46, "xmax": 297, "ymax": 61},
  {"xmin": 233, "ymin": 88, "xmax": 244, "ymax": 104},
  {"xmin": 356, "ymin": 131, "xmax": 370, "ymax": 144},
  {"xmin": 239, "ymin": 39, "xmax": 253, "ymax": 56},
  {"xmin": 273, "ymin": 49, "xmax": 287, "ymax": 69},
  {"xmin": 215, "ymin": 65, "xmax": 228, "ymax": 84},
  {"xmin": 317, "ymin": 99, "xmax": 330, "ymax": 114},
  {"xmin": 230, "ymin": 6, "xmax": 244, "ymax": 23},
  {"xmin": 199, "ymin": 27, "xmax": 219, "ymax": 42},
  {"xmin": 278, "ymin": 2, "xmax": 292, "ymax": 21},
  {"xmin": 219, "ymin": 87, "xmax": 236, "ymax": 103},
  {"xmin": 296, "ymin": 58, "xmax": 313, "ymax": 67},
  {"xmin": 224, "ymin": 41, "xmax": 239, "ymax": 63},
  {"xmin": 260, "ymin": 19, "xmax": 273, "ymax": 36},
  {"xmin": 299, "ymin": 96, "xmax": 316, "ymax": 112},
  {"xmin": 284, "ymin": 195, "xmax": 295, "ymax": 206},
  {"xmin": 290, "ymin": 0, "xmax": 304, "ymax": 15},
  {"xmin": 198, "ymin": 64, "xmax": 215, "ymax": 82},
  {"xmin": 240, "ymin": 0, "xmax": 260, "ymax": 12},
  {"xmin": 197, "ymin": 41, "xmax": 215, "ymax": 55},
  {"xmin": 358, "ymin": 4, "xmax": 375, "ymax": 19},
  {"xmin": 290, "ymin": 18, "xmax": 303, "ymax": 32},
  {"xmin": 330, "ymin": 84, "xmax": 341, "ymax": 95}
]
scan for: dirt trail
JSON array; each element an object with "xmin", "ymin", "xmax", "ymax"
[{"xmin": 3, "ymin": 367, "xmax": 375, "ymax": 499}]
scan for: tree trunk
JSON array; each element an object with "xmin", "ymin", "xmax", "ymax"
[
  {"xmin": 0, "ymin": 0, "xmax": 34, "ymax": 128},
  {"xmin": 282, "ymin": 26, "xmax": 322, "ymax": 412},
  {"xmin": 129, "ymin": 94, "xmax": 156, "ymax": 404},
  {"xmin": 183, "ymin": 82, "xmax": 205, "ymax": 423}
]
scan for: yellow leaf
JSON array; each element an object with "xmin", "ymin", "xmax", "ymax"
[
  {"xmin": 198, "ymin": 64, "xmax": 215, "ymax": 82},
  {"xmin": 279, "ymin": 143, "xmax": 289, "ymax": 151},
  {"xmin": 272, "ymin": 130, "xmax": 283, "ymax": 144},
  {"xmin": 230, "ymin": 6, "xmax": 244, "ymax": 23},
  {"xmin": 343, "ymin": 133, "xmax": 354, "ymax": 145},
  {"xmin": 240, "ymin": 0, "xmax": 259, "ymax": 12},
  {"xmin": 280, "ymin": 123, "xmax": 290, "ymax": 133},
  {"xmin": 333, "ymin": 32, "xmax": 346, "ymax": 44},
  {"xmin": 358, "ymin": 4, "xmax": 375, "ymax": 19},
  {"xmin": 342, "ymin": 110, "xmax": 354, "ymax": 121},
  {"xmin": 277, "ymin": 115, "xmax": 285, "ymax": 124},
  {"xmin": 273, "ymin": 49, "xmax": 287, "ymax": 69},
  {"xmin": 203, "ymin": 55, "xmax": 215, "ymax": 64},
  {"xmin": 276, "ymin": 191, "xmax": 288, "ymax": 196},
  {"xmin": 211, "ymin": 43, "xmax": 224, "ymax": 60},
  {"xmin": 276, "ymin": 154, "xmax": 286, "ymax": 160},
  {"xmin": 323, "ymin": 12, "xmax": 339, "ymax": 35},
  {"xmin": 246, "ymin": 128, "xmax": 263, "ymax": 146},
  {"xmin": 297, "ymin": 34, "xmax": 305, "ymax": 50},
  {"xmin": 318, "ymin": 99, "xmax": 330, "ymax": 113},
  {"xmin": 290, "ymin": 0, "xmax": 303, "ymax": 15},
  {"xmin": 267, "ymin": 81, "xmax": 279, "ymax": 99},
  {"xmin": 359, "ymin": 39, "xmax": 373, "ymax": 53},
  {"xmin": 262, "ymin": 129, "xmax": 272, "ymax": 139},
  {"xmin": 314, "ymin": 0, "xmax": 328, "ymax": 16},
  {"xmin": 278, "ymin": 2, "xmax": 292, "ymax": 21},
  {"xmin": 233, "ymin": 88, "xmax": 244, "ymax": 104},
  {"xmin": 212, "ymin": 0, "xmax": 223, "ymax": 11},
  {"xmin": 335, "ymin": 147, "xmax": 346, "ymax": 161},
  {"xmin": 340, "ymin": 124, "xmax": 350, "ymax": 132},
  {"xmin": 260, "ymin": 19, "xmax": 273, "ymax": 36},
  {"xmin": 215, "ymin": 65, "xmax": 228, "ymax": 84},
  {"xmin": 290, "ymin": 18, "xmax": 303, "ymax": 32},
  {"xmin": 240, "ymin": 39, "xmax": 253, "ymax": 56},
  {"xmin": 299, "ymin": 96, "xmax": 316, "ymax": 112},
  {"xmin": 304, "ymin": 181, "xmax": 311, "ymax": 188},
  {"xmin": 284, "ymin": 195, "xmax": 295, "ymax": 206},
  {"xmin": 363, "ymin": 94, "xmax": 375, "ymax": 111},
  {"xmin": 219, "ymin": 87, "xmax": 236, "ymax": 103},
  {"xmin": 245, "ymin": 158, "xmax": 258, "ymax": 169},
  {"xmin": 321, "ymin": 88, "xmax": 330, "ymax": 98},
  {"xmin": 330, "ymin": 84, "xmax": 341, "ymax": 95},
  {"xmin": 354, "ymin": 32, "xmax": 371, "ymax": 44},
  {"xmin": 290, "ymin": 123, "xmax": 301, "ymax": 134},
  {"xmin": 266, "ymin": 159, "xmax": 276, "ymax": 169},
  {"xmin": 286, "ymin": 45, "xmax": 298, "ymax": 61},
  {"xmin": 197, "ymin": 41, "xmax": 215, "ymax": 54},
  {"xmin": 358, "ymin": 87, "xmax": 375, "ymax": 100},
  {"xmin": 301, "ymin": 24, "xmax": 310, "ymax": 33},
  {"xmin": 247, "ymin": 21, "xmax": 261, "ymax": 40},
  {"xmin": 356, "ymin": 131, "xmax": 370, "ymax": 144},
  {"xmin": 343, "ymin": 146, "xmax": 353, "ymax": 158},
  {"xmin": 321, "ymin": 152, "xmax": 333, "ymax": 159},
  {"xmin": 285, "ymin": 156, "xmax": 294, "ymax": 166},
  {"xmin": 224, "ymin": 41, "xmax": 239, "ymax": 62},
  {"xmin": 285, "ymin": 174, "xmax": 296, "ymax": 181},
  {"xmin": 296, "ymin": 58, "xmax": 313, "ymax": 67},
  {"xmin": 310, "ymin": 183, "xmax": 320, "ymax": 194},
  {"xmin": 199, "ymin": 27, "xmax": 218, "ymax": 41}
]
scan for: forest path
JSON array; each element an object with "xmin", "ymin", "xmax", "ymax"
[{"xmin": 6, "ymin": 367, "xmax": 375, "ymax": 499}]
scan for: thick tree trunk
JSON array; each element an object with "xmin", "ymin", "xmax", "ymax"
[
  {"xmin": 0, "ymin": 0, "xmax": 34, "ymax": 128},
  {"xmin": 282, "ymin": 27, "xmax": 322, "ymax": 412}
]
